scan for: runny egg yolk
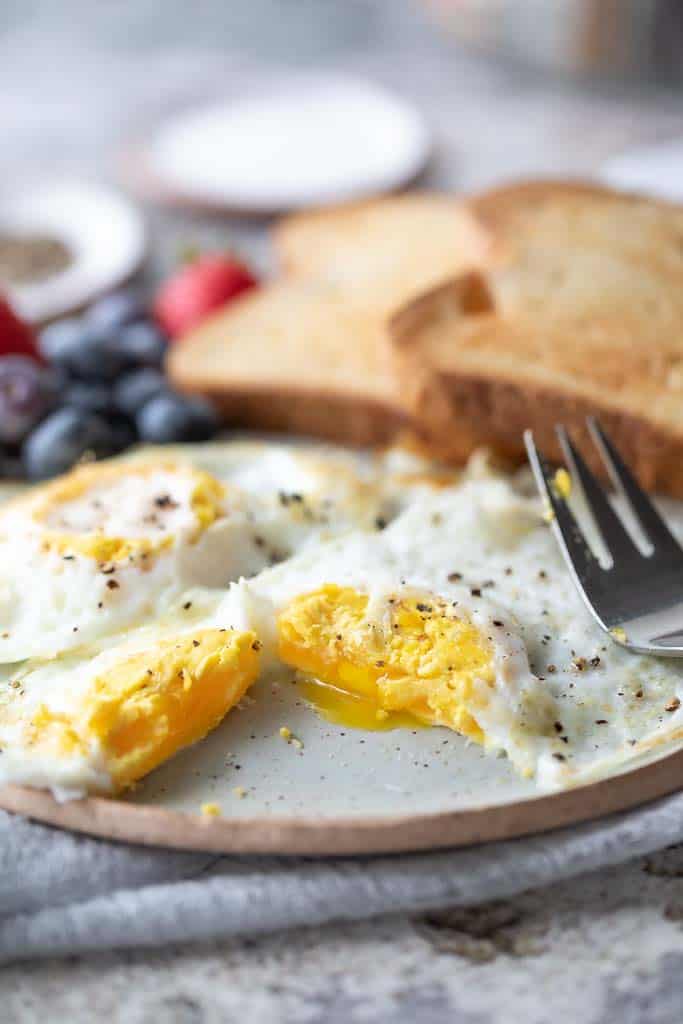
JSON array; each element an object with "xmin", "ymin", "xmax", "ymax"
[
  {"xmin": 277, "ymin": 585, "xmax": 496, "ymax": 740},
  {"xmin": 23, "ymin": 629, "xmax": 260, "ymax": 792}
]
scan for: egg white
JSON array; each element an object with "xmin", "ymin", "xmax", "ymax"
[
  {"xmin": 0, "ymin": 440, "xmax": 452, "ymax": 662},
  {"xmin": 216, "ymin": 462, "xmax": 683, "ymax": 788}
]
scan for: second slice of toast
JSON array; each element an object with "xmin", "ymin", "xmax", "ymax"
[
  {"xmin": 275, "ymin": 193, "xmax": 492, "ymax": 315},
  {"xmin": 391, "ymin": 181, "xmax": 683, "ymax": 495}
]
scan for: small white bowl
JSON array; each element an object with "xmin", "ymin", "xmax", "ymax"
[{"xmin": 0, "ymin": 179, "xmax": 146, "ymax": 324}]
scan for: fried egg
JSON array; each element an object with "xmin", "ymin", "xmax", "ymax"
[
  {"xmin": 216, "ymin": 527, "xmax": 558, "ymax": 779},
  {"xmin": 0, "ymin": 440, "xmax": 450, "ymax": 662},
  {"xmin": 216, "ymin": 463, "xmax": 683, "ymax": 789},
  {"xmin": 4, "ymin": 439, "xmax": 683, "ymax": 798},
  {"xmin": 0, "ymin": 605, "xmax": 260, "ymax": 796}
]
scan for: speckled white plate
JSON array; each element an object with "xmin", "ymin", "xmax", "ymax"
[
  {"xmin": 2, "ymin": 461, "xmax": 683, "ymax": 856},
  {"xmin": 3, "ymin": 669, "xmax": 683, "ymax": 856}
]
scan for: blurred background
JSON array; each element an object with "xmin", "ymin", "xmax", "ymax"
[
  {"xmin": 3, "ymin": 0, "xmax": 683, "ymax": 266},
  {"xmin": 2, "ymin": 0, "xmax": 683, "ymax": 478}
]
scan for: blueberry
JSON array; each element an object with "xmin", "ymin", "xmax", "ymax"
[
  {"xmin": 39, "ymin": 319, "xmax": 130, "ymax": 380},
  {"xmin": 38, "ymin": 318, "xmax": 84, "ymax": 363},
  {"xmin": 22, "ymin": 407, "xmax": 122, "ymax": 480},
  {"xmin": 136, "ymin": 393, "xmax": 220, "ymax": 444},
  {"xmin": 88, "ymin": 289, "xmax": 148, "ymax": 330},
  {"xmin": 63, "ymin": 381, "xmax": 115, "ymax": 415},
  {"xmin": 0, "ymin": 357, "xmax": 55, "ymax": 444},
  {"xmin": 114, "ymin": 368, "xmax": 167, "ymax": 418},
  {"xmin": 117, "ymin": 321, "xmax": 167, "ymax": 368}
]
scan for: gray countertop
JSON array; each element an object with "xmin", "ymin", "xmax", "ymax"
[{"xmin": 3, "ymin": 2, "xmax": 683, "ymax": 1020}]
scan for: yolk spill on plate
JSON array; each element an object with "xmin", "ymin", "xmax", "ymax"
[{"xmin": 296, "ymin": 675, "xmax": 425, "ymax": 731}]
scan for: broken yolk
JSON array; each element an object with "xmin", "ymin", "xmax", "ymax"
[
  {"xmin": 277, "ymin": 585, "xmax": 496, "ymax": 739},
  {"xmin": 26, "ymin": 628, "xmax": 259, "ymax": 792},
  {"xmin": 295, "ymin": 676, "xmax": 423, "ymax": 731}
]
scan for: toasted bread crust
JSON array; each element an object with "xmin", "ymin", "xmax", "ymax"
[
  {"xmin": 170, "ymin": 375, "xmax": 408, "ymax": 446},
  {"xmin": 400, "ymin": 363, "xmax": 683, "ymax": 494},
  {"xmin": 470, "ymin": 177, "xmax": 669, "ymax": 227},
  {"xmin": 391, "ymin": 275, "xmax": 683, "ymax": 495}
]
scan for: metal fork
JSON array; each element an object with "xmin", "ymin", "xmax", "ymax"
[{"xmin": 524, "ymin": 419, "xmax": 683, "ymax": 656}]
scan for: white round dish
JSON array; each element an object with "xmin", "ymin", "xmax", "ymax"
[
  {"xmin": 0, "ymin": 180, "xmax": 146, "ymax": 324},
  {"xmin": 143, "ymin": 74, "xmax": 431, "ymax": 212}
]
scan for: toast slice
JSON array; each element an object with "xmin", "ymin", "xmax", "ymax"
[
  {"xmin": 274, "ymin": 193, "xmax": 491, "ymax": 316},
  {"xmin": 168, "ymin": 279, "xmax": 407, "ymax": 445},
  {"xmin": 391, "ymin": 181, "xmax": 683, "ymax": 495},
  {"xmin": 170, "ymin": 194, "xmax": 489, "ymax": 445}
]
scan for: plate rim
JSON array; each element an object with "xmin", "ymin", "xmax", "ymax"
[{"xmin": 2, "ymin": 742, "xmax": 682, "ymax": 856}]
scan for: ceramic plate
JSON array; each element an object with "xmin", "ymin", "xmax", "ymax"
[{"xmin": 2, "ymin": 669, "xmax": 683, "ymax": 855}]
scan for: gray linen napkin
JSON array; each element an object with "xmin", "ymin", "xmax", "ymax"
[{"xmin": 2, "ymin": 792, "xmax": 683, "ymax": 963}]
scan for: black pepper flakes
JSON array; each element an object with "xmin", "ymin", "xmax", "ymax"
[
  {"xmin": 106, "ymin": 579, "xmax": 120, "ymax": 590},
  {"xmin": 154, "ymin": 494, "xmax": 179, "ymax": 509},
  {"xmin": 447, "ymin": 572, "xmax": 462, "ymax": 582}
]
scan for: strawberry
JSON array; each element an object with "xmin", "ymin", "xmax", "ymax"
[
  {"xmin": 153, "ymin": 254, "xmax": 258, "ymax": 338},
  {"xmin": 0, "ymin": 296, "xmax": 38, "ymax": 360}
]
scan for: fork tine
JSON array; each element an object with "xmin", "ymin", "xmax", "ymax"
[
  {"xmin": 555, "ymin": 425, "xmax": 640, "ymax": 566},
  {"xmin": 587, "ymin": 418, "xmax": 681, "ymax": 556},
  {"xmin": 523, "ymin": 430, "xmax": 600, "ymax": 587}
]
